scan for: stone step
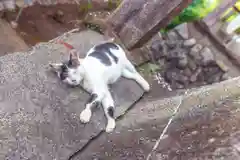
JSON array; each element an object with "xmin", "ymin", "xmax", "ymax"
[
  {"xmin": 0, "ymin": 29, "xmax": 144, "ymax": 160},
  {"xmin": 77, "ymin": 76, "xmax": 240, "ymax": 160}
]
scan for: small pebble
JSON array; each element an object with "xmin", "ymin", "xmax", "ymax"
[
  {"xmin": 221, "ymin": 73, "xmax": 231, "ymax": 81},
  {"xmin": 161, "ymin": 134, "xmax": 169, "ymax": 140},
  {"xmin": 216, "ymin": 60, "xmax": 229, "ymax": 72},
  {"xmin": 191, "ymin": 130, "xmax": 198, "ymax": 135},
  {"xmin": 208, "ymin": 138, "xmax": 216, "ymax": 143},
  {"xmin": 183, "ymin": 38, "xmax": 196, "ymax": 47}
]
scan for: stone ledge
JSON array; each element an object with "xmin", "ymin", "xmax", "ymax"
[
  {"xmin": 76, "ymin": 75, "xmax": 240, "ymax": 159},
  {"xmin": 0, "ymin": 29, "xmax": 143, "ymax": 160}
]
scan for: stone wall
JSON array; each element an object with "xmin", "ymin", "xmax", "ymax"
[
  {"xmin": 146, "ymin": 24, "xmax": 232, "ymax": 90},
  {"xmin": 106, "ymin": 0, "xmax": 193, "ymax": 50}
]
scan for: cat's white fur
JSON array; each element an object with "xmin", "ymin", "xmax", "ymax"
[{"xmin": 50, "ymin": 41, "xmax": 150, "ymax": 133}]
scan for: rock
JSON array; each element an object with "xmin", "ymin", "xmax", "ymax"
[
  {"xmin": 190, "ymin": 68, "xmax": 202, "ymax": 82},
  {"xmin": 166, "ymin": 50, "xmax": 178, "ymax": 61},
  {"xmin": 206, "ymin": 72, "xmax": 222, "ymax": 84},
  {"xmin": 167, "ymin": 31, "xmax": 179, "ymax": 41},
  {"xmin": 200, "ymin": 47, "xmax": 215, "ymax": 66},
  {"xmin": 176, "ymin": 74, "xmax": 189, "ymax": 85},
  {"xmin": 158, "ymin": 58, "xmax": 166, "ymax": 69},
  {"xmin": 165, "ymin": 70, "xmax": 178, "ymax": 83},
  {"xmin": 183, "ymin": 38, "xmax": 196, "ymax": 47},
  {"xmin": 150, "ymin": 41, "xmax": 167, "ymax": 59},
  {"xmin": 165, "ymin": 40, "xmax": 182, "ymax": 50},
  {"xmin": 168, "ymin": 48, "xmax": 187, "ymax": 60},
  {"xmin": 189, "ymin": 44, "xmax": 203, "ymax": 61},
  {"xmin": 221, "ymin": 73, "xmax": 232, "ymax": 81},
  {"xmin": 188, "ymin": 59, "xmax": 197, "ymax": 71},
  {"xmin": 183, "ymin": 68, "xmax": 192, "ymax": 77},
  {"xmin": 191, "ymin": 130, "xmax": 198, "ymax": 135},
  {"xmin": 174, "ymin": 23, "xmax": 189, "ymax": 39},
  {"xmin": 177, "ymin": 56, "xmax": 188, "ymax": 69},
  {"xmin": 197, "ymin": 72, "xmax": 205, "ymax": 82},
  {"xmin": 208, "ymin": 138, "xmax": 216, "ymax": 144},
  {"xmin": 203, "ymin": 65, "xmax": 220, "ymax": 78},
  {"xmin": 175, "ymin": 83, "xmax": 184, "ymax": 89},
  {"xmin": 190, "ymin": 75, "xmax": 197, "ymax": 83},
  {"xmin": 216, "ymin": 60, "xmax": 229, "ymax": 72}
]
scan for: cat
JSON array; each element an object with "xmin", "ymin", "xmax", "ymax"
[{"xmin": 49, "ymin": 39, "xmax": 150, "ymax": 133}]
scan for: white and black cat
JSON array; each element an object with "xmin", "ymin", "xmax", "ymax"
[{"xmin": 50, "ymin": 39, "xmax": 150, "ymax": 132}]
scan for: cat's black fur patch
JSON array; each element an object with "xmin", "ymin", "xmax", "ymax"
[
  {"xmin": 89, "ymin": 51, "xmax": 112, "ymax": 66},
  {"xmin": 89, "ymin": 43, "xmax": 119, "ymax": 66},
  {"xmin": 107, "ymin": 106, "xmax": 114, "ymax": 118},
  {"xmin": 94, "ymin": 43, "xmax": 119, "ymax": 63},
  {"xmin": 68, "ymin": 59, "xmax": 73, "ymax": 67},
  {"xmin": 107, "ymin": 51, "xmax": 118, "ymax": 63},
  {"xmin": 59, "ymin": 59, "xmax": 80, "ymax": 80},
  {"xmin": 60, "ymin": 64, "xmax": 68, "ymax": 80}
]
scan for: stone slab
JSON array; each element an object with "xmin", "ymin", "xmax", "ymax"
[
  {"xmin": 77, "ymin": 77, "xmax": 240, "ymax": 159},
  {"xmin": 0, "ymin": 30, "xmax": 144, "ymax": 160}
]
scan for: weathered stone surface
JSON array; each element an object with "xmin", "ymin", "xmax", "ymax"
[
  {"xmin": 21, "ymin": 0, "xmax": 120, "ymax": 8},
  {"xmin": 183, "ymin": 38, "xmax": 197, "ymax": 47},
  {"xmin": 129, "ymin": 47, "xmax": 151, "ymax": 66},
  {"xmin": 188, "ymin": 59, "xmax": 197, "ymax": 71},
  {"xmin": 76, "ymin": 77, "xmax": 240, "ymax": 160},
  {"xmin": 150, "ymin": 40, "xmax": 167, "ymax": 59},
  {"xmin": 190, "ymin": 68, "xmax": 202, "ymax": 83},
  {"xmin": 216, "ymin": 60, "xmax": 229, "ymax": 72},
  {"xmin": 189, "ymin": 44, "xmax": 203, "ymax": 60},
  {"xmin": 167, "ymin": 31, "xmax": 180, "ymax": 41},
  {"xmin": 200, "ymin": 47, "xmax": 215, "ymax": 66},
  {"xmin": 183, "ymin": 67, "xmax": 192, "ymax": 77},
  {"xmin": 221, "ymin": 73, "xmax": 232, "ymax": 81},
  {"xmin": 106, "ymin": 0, "xmax": 146, "ymax": 33},
  {"xmin": 206, "ymin": 72, "xmax": 222, "ymax": 84},
  {"xmin": 107, "ymin": 0, "xmax": 193, "ymax": 49},
  {"xmin": 0, "ymin": 30, "xmax": 143, "ymax": 160},
  {"xmin": 165, "ymin": 39, "xmax": 182, "ymax": 50},
  {"xmin": 177, "ymin": 56, "xmax": 188, "ymax": 69},
  {"xmin": 174, "ymin": 23, "xmax": 189, "ymax": 39},
  {"xmin": 145, "ymin": 33, "xmax": 164, "ymax": 62}
]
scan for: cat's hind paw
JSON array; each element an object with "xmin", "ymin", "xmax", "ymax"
[
  {"xmin": 141, "ymin": 80, "xmax": 150, "ymax": 92},
  {"xmin": 105, "ymin": 119, "xmax": 116, "ymax": 133}
]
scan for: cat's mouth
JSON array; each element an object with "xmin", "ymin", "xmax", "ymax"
[{"xmin": 62, "ymin": 78, "xmax": 80, "ymax": 87}]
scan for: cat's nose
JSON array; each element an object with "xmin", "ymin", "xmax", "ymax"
[{"xmin": 72, "ymin": 79, "xmax": 77, "ymax": 83}]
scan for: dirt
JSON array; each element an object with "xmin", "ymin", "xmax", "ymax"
[
  {"xmin": 0, "ymin": 19, "xmax": 28, "ymax": 55},
  {"xmin": 2, "ymin": 4, "xmax": 112, "ymax": 46}
]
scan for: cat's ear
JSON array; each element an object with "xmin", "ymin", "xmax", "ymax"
[
  {"xmin": 69, "ymin": 50, "xmax": 80, "ymax": 66},
  {"xmin": 49, "ymin": 63, "xmax": 62, "ymax": 72}
]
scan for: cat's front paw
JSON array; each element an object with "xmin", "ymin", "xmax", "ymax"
[
  {"xmin": 105, "ymin": 119, "xmax": 116, "ymax": 133},
  {"xmin": 80, "ymin": 109, "xmax": 92, "ymax": 123}
]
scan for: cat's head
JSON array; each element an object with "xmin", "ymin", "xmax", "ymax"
[{"xmin": 49, "ymin": 41, "xmax": 83, "ymax": 86}]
